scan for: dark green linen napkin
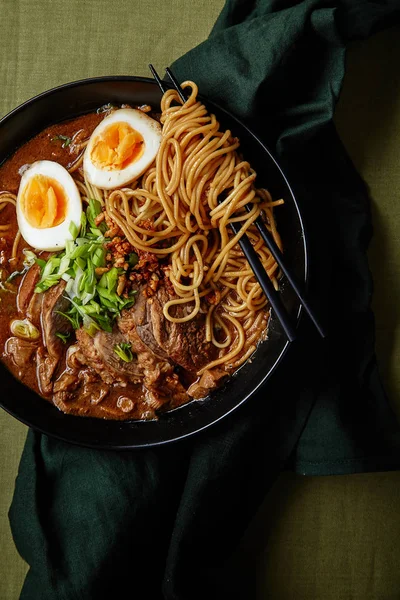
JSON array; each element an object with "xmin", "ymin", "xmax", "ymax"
[{"xmin": 9, "ymin": 1, "xmax": 400, "ymax": 598}]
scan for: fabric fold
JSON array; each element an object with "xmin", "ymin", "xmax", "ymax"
[{"xmin": 8, "ymin": 1, "xmax": 400, "ymax": 598}]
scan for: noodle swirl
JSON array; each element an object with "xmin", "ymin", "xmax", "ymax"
[{"xmin": 101, "ymin": 81, "xmax": 283, "ymax": 372}]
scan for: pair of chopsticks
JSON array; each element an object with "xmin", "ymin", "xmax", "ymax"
[{"xmin": 149, "ymin": 64, "xmax": 325, "ymax": 342}]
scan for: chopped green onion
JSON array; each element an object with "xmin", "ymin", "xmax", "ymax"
[
  {"xmin": 69, "ymin": 220, "xmax": 79, "ymax": 241},
  {"xmin": 66, "ymin": 297, "xmax": 101, "ymax": 336},
  {"xmin": 89, "ymin": 227, "xmax": 104, "ymax": 238},
  {"xmin": 87, "ymin": 199, "xmax": 102, "ymax": 227},
  {"xmin": 51, "ymin": 134, "xmax": 72, "ymax": 148},
  {"xmin": 69, "ymin": 244, "xmax": 89, "ymax": 260},
  {"xmin": 81, "ymin": 291, "xmax": 95, "ymax": 305},
  {"xmin": 92, "ymin": 247, "xmax": 106, "ymax": 268},
  {"xmin": 97, "ymin": 286, "xmax": 117, "ymax": 303},
  {"xmin": 35, "ymin": 202, "xmax": 136, "ymax": 333},
  {"xmin": 41, "ymin": 256, "xmax": 61, "ymax": 280},
  {"xmin": 56, "ymin": 310, "xmax": 81, "ymax": 330},
  {"xmin": 85, "ymin": 261, "xmax": 95, "ymax": 289},
  {"xmin": 84, "ymin": 320, "xmax": 101, "ymax": 337},
  {"xmin": 75, "ymin": 256, "xmax": 86, "ymax": 271},
  {"xmin": 65, "ymin": 240, "xmax": 75, "ymax": 257},
  {"xmin": 114, "ymin": 342, "xmax": 133, "ymax": 362},
  {"xmin": 80, "ymin": 212, "xmax": 87, "ymax": 238},
  {"xmin": 35, "ymin": 258, "xmax": 47, "ymax": 270},
  {"xmin": 59, "ymin": 255, "xmax": 71, "ymax": 274},
  {"xmin": 10, "ymin": 318, "xmax": 40, "ymax": 340},
  {"xmin": 98, "ymin": 267, "xmax": 114, "ymax": 292},
  {"xmin": 55, "ymin": 331, "xmax": 70, "ymax": 344}
]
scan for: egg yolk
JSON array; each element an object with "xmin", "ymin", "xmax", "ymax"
[
  {"xmin": 90, "ymin": 122, "xmax": 144, "ymax": 171},
  {"xmin": 21, "ymin": 175, "xmax": 68, "ymax": 229}
]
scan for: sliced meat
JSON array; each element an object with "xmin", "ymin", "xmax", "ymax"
[
  {"xmin": 27, "ymin": 292, "xmax": 43, "ymax": 327},
  {"xmin": 33, "ymin": 280, "xmax": 73, "ymax": 394},
  {"xmin": 187, "ymin": 368, "xmax": 228, "ymax": 399},
  {"xmin": 13, "ymin": 266, "xmax": 72, "ymax": 394},
  {"xmin": 53, "ymin": 371, "xmax": 80, "ymax": 394},
  {"xmin": 76, "ymin": 327, "xmax": 143, "ymax": 385},
  {"xmin": 126, "ymin": 285, "xmax": 216, "ymax": 373},
  {"xmin": 17, "ymin": 264, "xmax": 40, "ymax": 314},
  {"xmin": 17, "ymin": 264, "xmax": 43, "ymax": 326},
  {"xmin": 41, "ymin": 280, "xmax": 72, "ymax": 358},
  {"xmin": 66, "ymin": 344, "xmax": 85, "ymax": 370},
  {"xmin": 145, "ymin": 366, "xmax": 188, "ymax": 410},
  {"xmin": 53, "ymin": 376, "xmax": 109, "ymax": 413},
  {"xmin": 52, "ymin": 362, "xmax": 141, "ymax": 419},
  {"xmin": 124, "ymin": 290, "xmax": 169, "ymax": 360},
  {"xmin": 118, "ymin": 315, "xmax": 167, "ymax": 372},
  {"xmin": 57, "ymin": 317, "xmax": 188, "ymax": 417},
  {"xmin": 52, "ymin": 347, "xmax": 110, "ymax": 415},
  {"xmin": 4, "ymin": 336, "xmax": 37, "ymax": 370},
  {"xmin": 118, "ymin": 317, "xmax": 188, "ymax": 408},
  {"xmin": 36, "ymin": 347, "xmax": 59, "ymax": 395}
]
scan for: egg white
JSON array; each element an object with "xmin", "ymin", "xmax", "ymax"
[
  {"xmin": 83, "ymin": 108, "xmax": 162, "ymax": 189},
  {"xmin": 16, "ymin": 160, "xmax": 82, "ymax": 252}
]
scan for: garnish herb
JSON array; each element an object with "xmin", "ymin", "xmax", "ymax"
[
  {"xmin": 35, "ymin": 200, "xmax": 137, "ymax": 335},
  {"xmin": 51, "ymin": 134, "xmax": 72, "ymax": 148},
  {"xmin": 86, "ymin": 198, "xmax": 107, "ymax": 233},
  {"xmin": 55, "ymin": 331, "xmax": 71, "ymax": 344},
  {"xmin": 35, "ymin": 258, "xmax": 47, "ymax": 269},
  {"xmin": 114, "ymin": 342, "xmax": 133, "ymax": 362},
  {"xmin": 69, "ymin": 220, "xmax": 79, "ymax": 241},
  {"xmin": 56, "ymin": 310, "xmax": 80, "ymax": 330}
]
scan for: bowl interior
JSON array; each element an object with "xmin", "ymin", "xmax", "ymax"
[{"xmin": 0, "ymin": 77, "xmax": 307, "ymax": 448}]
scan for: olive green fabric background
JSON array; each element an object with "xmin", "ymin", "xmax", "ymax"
[{"xmin": 1, "ymin": 1, "xmax": 400, "ymax": 598}]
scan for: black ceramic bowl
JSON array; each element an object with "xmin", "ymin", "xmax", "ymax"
[{"xmin": 0, "ymin": 76, "xmax": 307, "ymax": 448}]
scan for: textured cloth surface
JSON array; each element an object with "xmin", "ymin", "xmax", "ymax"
[
  {"xmin": 0, "ymin": 2, "xmax": 222, "ymax": 598},
  {"xmin": 2, "ymin": 1, "xmax": 400, "ymax": 599}
]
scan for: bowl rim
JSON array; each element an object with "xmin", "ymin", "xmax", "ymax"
[{"xmin": 0, "ymin": 75, "xmax": 308, "ymax": 448}]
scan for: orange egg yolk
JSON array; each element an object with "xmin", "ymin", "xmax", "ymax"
[
  {"xmin": 90, "ymin": 122, "xmax": 144, "ymax": 171},
  {"xmin": 21, "ymin": 175, "xmax": 68, "ymax": 229}
]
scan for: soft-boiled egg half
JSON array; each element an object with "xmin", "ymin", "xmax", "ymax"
[
  {"xmin": 83, "ymin": 108, "xmax": 162, "ymax": 189},
  {"xmin": 17, "ymin": 160, "xmax": 82, "ymax": 251}
]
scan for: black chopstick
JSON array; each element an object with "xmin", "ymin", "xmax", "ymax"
[
  {"xmin": 148, "ymin": 64, "xmax": 303, "ymax": 342},
  {"xmin": 165, "ymin": 67, "xmax": 187, "ymax": 103},
  {"xmin": 148, "ymin": 64, "xmax": 168, "ymax": 94},
  {"xmin": 228, "ymin": 219, "xmax": 297, "ymax": 342},
  {"xmin": 247, "ymin": 205, "xmax": 326, "ymax": 338}
]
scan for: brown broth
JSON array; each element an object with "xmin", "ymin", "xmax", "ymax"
[{"xmin": 0, "ymin": 112, "xmax": 103, "ymax": 193}]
